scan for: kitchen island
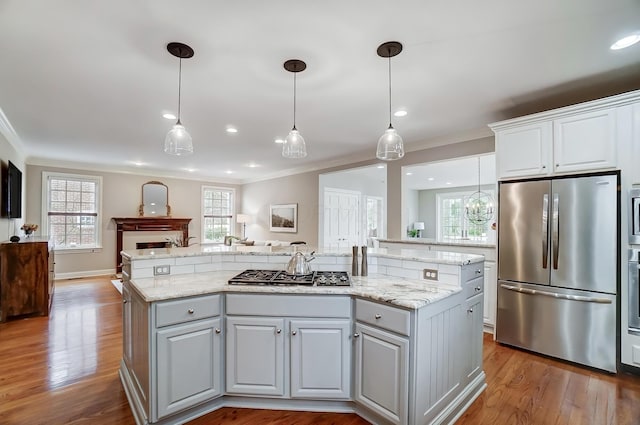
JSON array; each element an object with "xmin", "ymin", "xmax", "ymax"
[{"xmin": 119, "ymin": 247, "xmax": 486, "ymax": 425}]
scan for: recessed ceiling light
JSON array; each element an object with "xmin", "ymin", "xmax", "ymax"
[
  {"xmin": 427, "ymin": 177, "xmax": 435, "ymax": 181},
  {"xmin": 394, "ymin": 110, "xmax": 408, "ymax": 117},
  {"xmin": 446, "ymin": 182, "xmax": 452, "ymax": 185},
  {"xmin": 610, "ymin": 34, "xmax": 640, "ymax": 50},
  {"xmin": 162, "ymin": 113, "xmax": 176, "ymax": 120},
  {"xmin": 247, "ymin": 163, "xmax": 259, "ymax": 168},
  {"xmin": 225, "ymin": 170, "xmax": 234, "ymax": 174},
  {"xmin": 406, "ymin": 172, "xmax": 413, "ymax": 176},
  {"xmin": 133, "ymin": 161, "xmax": 144, "ymax": 167},
  {"xmin": 185, "ymin": 168, "xmax": 196, "ymax": 173},
  {"xmin": 226, "ymin": 127, "xmax": 238, "ymax": 133},
  {"xmin": 274, "ymin": 138, "xmax": 285, "ymax": 144},
  {"xmin": 377, "ymin": 165, "xmax": 385, "ymax": 169}
]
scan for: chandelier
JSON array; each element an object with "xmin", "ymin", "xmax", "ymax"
[{"xmin": 465, "ymin": 157, "xmax": 494, "ymax": 225}]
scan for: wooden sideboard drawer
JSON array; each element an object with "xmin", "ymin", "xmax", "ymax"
[
  {"xmin": 156, "ymin": 294, "xmax": 221, "ymax": 328},
  {"xmin": 355, "ymin": 299, "xmax": 410, "ymax": 336}
]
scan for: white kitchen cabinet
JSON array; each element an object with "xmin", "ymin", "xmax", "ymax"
[
  {"xmin": 225, "ymin": 294, "xmax": 352, "ymax": 400},
  {"xmin": 553, "ymin": 109, "xmax": 616, "ymax": 174},
  {"xmin": 464, "ymin": 293, "xmax": 484, "ymax": 383},
  {"xmin": 492, "ymin": 104, "xmax": 618, "ymax": 180},
  {"xmin": 290, "ymin": 319, "xmax": 351, "ymax": 399},
  {"xmin": 483, "ymin": 261, "xmax": 497, "ymax": 331},
  {"xmin": 225, "ymin": 316, "xmax": 285, "ymax": 396},
  {"xmin": 354, "ymin": 322, "xmax": 409, "ymax": 425},
  {"xmin": 495, "ymin": 121, "xmax": 552, "ymax": 178},
  {"xmin": 156, "ymin": 317, "xmax": 222, "ymax": 418},
  {"xmin": 122, "ymin": 283, "xmax": 132, "ymax": 368}
]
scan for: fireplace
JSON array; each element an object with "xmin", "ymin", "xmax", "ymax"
[
  {"xmin": 112, "ymin": 217, "xmax": 192, "ymax": 273},
  {"xmin": 136, "ymin": 241, "xmax": 171, "ymax": 249}
]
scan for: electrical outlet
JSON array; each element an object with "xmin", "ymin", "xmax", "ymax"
[
  {"xmin": 154, "ymin": 265, "xmax": 171, "ymax": 276},
  {"xmin": 423, "ymin": 268, "xmax": 438, "ymax": 281}
]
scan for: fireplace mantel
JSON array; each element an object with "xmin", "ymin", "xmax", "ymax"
[{"xmin": 112, "ymin": 217, "xmax": 192, "ymax": 273}]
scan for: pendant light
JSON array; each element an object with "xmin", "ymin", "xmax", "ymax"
[
  {"xmin": 376, "ymin": 41, "xmax": 404, "ymax": 161},
  {"xmin": 164, "ymin": 42, "xmax": 194, "ymax": 156},
  {"xmin": 465, "ymin": 157, "xmax": 494, "ymax": 225},
  {"xmin": 282, "ymin": 59, "xmax": 307, "ymax": 159}
]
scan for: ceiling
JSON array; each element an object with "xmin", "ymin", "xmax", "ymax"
[
  {"xmin": 404, "ymin": 154, "xmax": 496, "ymax": 191},
  {"xmin": 1, "ymin": 1, "xmax": 639, "ymax": 183}
]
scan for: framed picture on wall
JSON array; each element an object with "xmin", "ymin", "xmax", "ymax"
[{"xmin": 270, "ymin": 203, "xmax": 297, "ymax": 233}]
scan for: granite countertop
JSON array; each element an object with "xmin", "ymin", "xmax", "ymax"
[
  {"xmin": 376, "ymin": 238, "xmax": 496, "ymax": 249},
  {"xmin": 129, "ymin": 271, "xmax": 461, "ymax": 310},
  {"xmin": 121, "ymin": 245, "xmax": 484, "ymax": 266}
]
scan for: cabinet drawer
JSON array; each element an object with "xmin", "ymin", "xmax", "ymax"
[
  {"xmin": 464, "ymin": 276, "xmax": 484, "ymax": 299},
  {"xmin": 356, "ymin": 299, "xmax": 410, "ymax": 336},
  {"xmin": 461, "ymin": 263, "xmax": 484, "ymax": 283},
  {"xmin": 156, "ymin": 294, "xmax": 221, "ymax": 328},
  {"xmin": 226, "ymin": 294, "xmax": 350, "ymax": 318}
]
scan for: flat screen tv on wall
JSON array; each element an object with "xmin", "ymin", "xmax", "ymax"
[{"xmin": 1, "ymin": 160, "xmax": 22, "ymax": 219}]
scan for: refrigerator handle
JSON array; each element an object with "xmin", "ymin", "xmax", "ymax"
[
  {"xmin": 500, "ymin": 283, "xmax": 612, "ymax": 304},
  {"xmin": 552, "ymin": 193, "xmax": 559, "ymax": 270},
  {"xmin": 542, "ymin": 194, "xmax": 549, "ymax": 269}
]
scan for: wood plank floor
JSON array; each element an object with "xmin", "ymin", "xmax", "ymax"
[{"xmin": 0, "ymin": 276, "xmax": 638, "ymax": 425}]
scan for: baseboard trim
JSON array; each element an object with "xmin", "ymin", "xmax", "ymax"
[{"xmin": 55, "ymin": 269, "xmax": 116, "ymax": 280}]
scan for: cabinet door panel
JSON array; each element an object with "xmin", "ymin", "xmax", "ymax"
[
  {"xmin": 553, "ymin": 109, "xmax": 616, "ymax": 173},
  {"xmin": 496, "ymin": 122, "xmax": 552, "ymax": 178},
  {"xmin": 464, "ymin": 295, "xmax": 484, "ymax": 382},
  {"xmin": 226, "ymin": 317, "xmax": 285, "ymax": 396},
  {"xmin": 290, "ymin": 320, "xmax": 350, "ymax": 399},
  {"xmin": 157, "ymin": 317, "xmax": 221, "ymax": 419},
  {"xmin": 355, "ymin": 323, "xmax": 408, "ymax": 425}
]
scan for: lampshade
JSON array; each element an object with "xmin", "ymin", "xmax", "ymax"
[
  {"xmin": 164, "ymin": 121, "xmax": 193, "ymax": 155},
  {"xmin": 283, "ymin": 128, "xmax": 307, "ymax": 158},
  {"xmin": 376, "ymin": 125, "xmax": 404, "ymax": 161},
  {"xmin": 414, "ymin": 222, "xmax": 425, "ymax": 230},
  {"xmin": 236, "ymin": 214, "xmax": 251, "ymax": 224}
]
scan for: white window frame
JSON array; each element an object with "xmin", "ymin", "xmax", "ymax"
[
  {"xmin": 41, "ymin": 171, "xmax": 103, "ymax": 253},
  {"xmin": 436, "ymin": 189, "xmax": 495, "ymax": 243},
  {"xmin": 201, "ymin": 186, "xmax": 236, "ymax": 244}
]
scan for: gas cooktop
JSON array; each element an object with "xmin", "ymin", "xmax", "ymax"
[{"xmin": 228, "ymin": 270, "xmax": 351, "ymax": 286}]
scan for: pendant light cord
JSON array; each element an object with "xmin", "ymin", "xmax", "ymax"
[
  {"xmin": 292, "ymin": 70, "xmax": 297, "ymax": 130},
  {"xmin": 478, "ymin": 157, "xmax": 481, "ymax": 192},
  {"xmin": 177, "ymin": 57, "xmax": 182, "ymax": 123},
  {"xmin": 388, "ymin": 53, "xmax": 393, "ymax": 128}
]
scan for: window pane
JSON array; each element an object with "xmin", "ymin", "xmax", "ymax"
[{"xmin": 202, "ymin": 187, "xmax": 234, "ymax": 243}]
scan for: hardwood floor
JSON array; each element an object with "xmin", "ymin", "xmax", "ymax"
[{"xmin": 0, "ymin": 276, "xmax": 638, "ymax": 425}]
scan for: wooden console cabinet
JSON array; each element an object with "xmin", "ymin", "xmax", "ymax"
[{"xmin": 0, "ymin": 239, "xmax": 55, "ymax": 322}]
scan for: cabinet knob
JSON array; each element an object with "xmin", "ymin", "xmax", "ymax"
[
  {"xmin": 353, "ymin": 333, "xmax": 360, "ymax": 338},
  {"xmin": 542, "ymin": 165, "xmax": 546, "ymax": 169},
  {"xmin": 556, "ymin": 164, "xmax": 559, "ymax": 167},
  {"xmin": 467, "ymin": 308, "xmax": 474, "ymax": 314},
  {"xmin": 475, "ymin": 286, "xmax": 481, "ymax": 292},
  {"xmin": 475, "ymin": 269, "xmax": 482, "ymax": 274},
  {"xmin": 374, "ymin": 314, "xmax": 382, "ymax": 319},
  {"xmin": 292, "ymin": 330, "xmax": 297, "ymax": 335},
  {"xmin": 276, "ymin": 329, "xmax": 282, "ymax": 334},
  {"xmin": 187, "ymin": 309, "xmax": 194, "ymax": 314},
  {"xmin": 215, "ymin": 328, "xmax": 221, "ymax": 334},
  {"xmin": 123, "ymin": 299, "xmax": 127, "ymax": 304}
]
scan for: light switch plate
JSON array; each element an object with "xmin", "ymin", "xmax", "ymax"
[{"xmin": 423, "ymin": 268, "xmax": 438, "ymax": 281}]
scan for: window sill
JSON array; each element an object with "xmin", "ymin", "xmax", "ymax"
[{"xmin": 54, "ymin": 247, "xmax": 103, "ymax": 254}]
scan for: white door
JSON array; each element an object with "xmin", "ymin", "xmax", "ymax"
[{"xmin": 323, "ymin": 188, "xmax": 360, "ymax": 249}]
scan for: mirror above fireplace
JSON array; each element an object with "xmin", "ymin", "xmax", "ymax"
[{"xmin": 139, "ymin": 181, "xmax": 170, "ymax": 217}]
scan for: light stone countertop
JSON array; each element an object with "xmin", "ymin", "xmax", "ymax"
[
  {"xmin": 129, "ymin": 270, "xmax": 461, "ymax": 310},
  {"xmin": 121, "ymin": 245, "xmax": 484, "ymax": 266},
  {"xmin": 376, "ymin": 238, "xmax": 496, "ymax": 249}
]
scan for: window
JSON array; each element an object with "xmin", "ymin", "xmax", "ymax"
[
  {"xmin": 366, "ymin": 196, "xmax": 384, "ymax": 238},
  {"xmin": 202, "ymin": 186, "xmax": 235, "ymax": 243},
  {"xmin": 42, "ymin": 172, "xmax": 102, "ymax": 250},
  {"xmin": 437, "ymin": 190, "xmax": 494, "ymax": 242}
]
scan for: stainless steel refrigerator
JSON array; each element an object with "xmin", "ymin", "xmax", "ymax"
[{"xmin": 496, "ymin": 172, "xmax": 619, "ymax": 372}]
